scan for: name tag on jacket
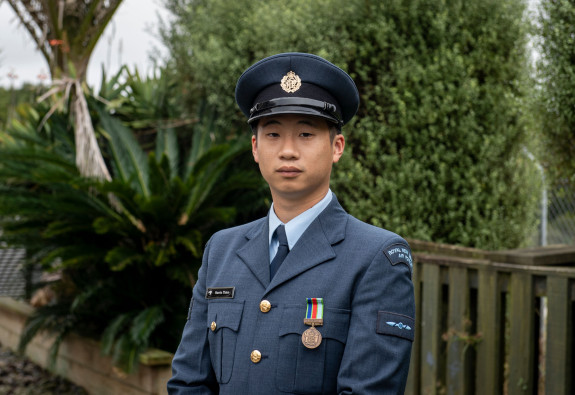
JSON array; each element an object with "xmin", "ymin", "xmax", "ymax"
[{"xmin": 206, "ymin": 287, "xmax": 235, "ymax": 299}]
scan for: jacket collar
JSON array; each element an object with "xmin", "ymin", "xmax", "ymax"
[{"xmin": 236, "ymin": 195, "xmax": 348, "ymax": 291}]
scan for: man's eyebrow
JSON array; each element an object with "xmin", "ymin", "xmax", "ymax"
[
  {"xmin": 261, "ymin": 119, "xmax": 281, "ymax": 127},
  {"xmin": 297, "ymin": 119, "xmax": 315, "ymax": 126}
]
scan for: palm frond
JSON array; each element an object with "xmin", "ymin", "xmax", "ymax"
[
  {"xmin": 101, "ymin": 313, "xmax": 133, "ymax": 355},
  {"xmin": 155, "ymin": 128, "xmax": 179, "ymax": 179},
  {"xmin": 96, "ymin": 106, "xmax": 150, "ymax": 197},
  {"xmin": 130, "ymin": 306, "xmax": 165, "ymax": 346},
  {"xmin": 182, "ymin": 141, "xmax": 250, "ymax": 220},
  {"xmin": 18, "ymin": 303, "xmax": 77, "ymax": 368},
  {"xmin": 105, "ymin": 246, "xmax": 144, "ymax": 271}
]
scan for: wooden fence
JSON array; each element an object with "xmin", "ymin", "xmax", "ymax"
[{"xmin": 405, "ymin": 241, "xmax": 575, "ymax": 395}]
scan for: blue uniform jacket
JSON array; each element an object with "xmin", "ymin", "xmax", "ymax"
[{"xmin": 168, "ymin": 196, "xmax": 415, "ymax": 394}]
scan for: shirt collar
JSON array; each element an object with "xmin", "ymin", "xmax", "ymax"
[{"xmin": 268, "ymin": 189, "xmax": 333, "ymax": 250}]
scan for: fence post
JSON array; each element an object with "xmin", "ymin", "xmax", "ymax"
[
  {"xmin": 445, "ymin": 267, "xmax": 469, "ymax": 394},
  {"xmin": 508, "ymin": 272, "xmax": 535, "ymax": 394},
  {"xmin": 545, "ymin": 276, "xmax": 572, "ymax": 394},
  {"xmin": 476, "ymin": 267, "xmax": 502, "ymax": 394},
  {"xmin": 420, "ymin": 264, "xmax": 442, "ymax": 394}
]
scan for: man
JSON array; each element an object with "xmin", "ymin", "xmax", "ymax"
[{"xmin": 168, "ymin": 52, "xmax": 415, "ymax": 394}]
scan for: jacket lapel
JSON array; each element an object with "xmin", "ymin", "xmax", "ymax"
[
  {"xmin": 267, "ymin": 196, "xmax": 348, "ymax": 291},
  {"xmin": 236, "ymin": 217, "xmax": 271, "ymax": 289}
]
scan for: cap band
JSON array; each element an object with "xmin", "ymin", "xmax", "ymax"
[{"xmin": 249, "ymin": 97, "xmax": 342, "ymax": 126}]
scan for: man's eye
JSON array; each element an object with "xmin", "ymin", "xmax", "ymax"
[
  {"xmin": 300, "ymin": 132, "xmax": 313, "ymax": 138},
  {"xmin": 266, "ymin": 132, "xmax": 280, "ymax": 138}
]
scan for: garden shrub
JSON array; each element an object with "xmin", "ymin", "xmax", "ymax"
[{"xmin": 161, "ymin": 0, "xmax": 540, "ymax": 249}]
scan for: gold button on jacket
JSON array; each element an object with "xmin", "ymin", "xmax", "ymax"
[
  {"xmin": 210, "ymin": 321, "xmax": 216, "ymax": 331},
  {"xmin": 259, "ymin": 300, "xmax": 271, "ymax": 313},
  {"xmin": 250, "ymin": 350, "xmax": 262, "ymax": 363}
]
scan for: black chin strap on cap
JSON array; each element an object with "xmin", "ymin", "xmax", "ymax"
[{"xmin": 248, "ymin": 97, "xmax": 343, "ymax": 127}]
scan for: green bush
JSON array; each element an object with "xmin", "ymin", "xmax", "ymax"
[
  {"xmin": 537, "ymin": 0, "xmax": 575, "ymax": 185},
  {"xmin": 0, "ymin": 68, "xmax": 264, "ymax": 371},
  {"xmin": 160, "ymin": 0, "xmax": 540, "ymax": 249}
]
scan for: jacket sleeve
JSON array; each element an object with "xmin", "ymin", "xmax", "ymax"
[
  {"xmin": 167, "ymin": 238, "xmax": 218, "ymax": 395},
  {"xmin": 337, "ymin": 240, "xmax": 415, "ymax": 394}
]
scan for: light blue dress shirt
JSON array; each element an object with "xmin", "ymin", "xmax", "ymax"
[{"xmin": 268, "ymin": 189, "xmax": 333, "ymax": 263}]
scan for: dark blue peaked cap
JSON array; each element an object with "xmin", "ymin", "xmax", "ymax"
[{"xmin": 235, "ymin": 52, "xmax": 359, "ymax": 127}]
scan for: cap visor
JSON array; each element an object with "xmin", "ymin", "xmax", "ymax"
[{"xmin": 248, "ymin": 105, "xmax": 340, "ymax": 125}]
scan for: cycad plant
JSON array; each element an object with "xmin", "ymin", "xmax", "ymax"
[{"xmin": 0, "ymin": 69, "xmax": 263, "ymax": 372}]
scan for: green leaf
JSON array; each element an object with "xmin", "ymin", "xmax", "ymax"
[
  {"xmin": 105, "ymin": 246, "xmax": 143, "ymax": 271},
  {"xmin": 129, "ymin": 306, "xmax": 165, "ymax": 346},
  {"xmin": 96, "ymin": 106, "xmax": 150, "ymax": 198},
  {"xmin": 101, "ymin": 313, "xmax": 133, "ymax": 355},
  {"xmin": 155, "ymin": 128, "xmax": 179, "ymax": 178}
]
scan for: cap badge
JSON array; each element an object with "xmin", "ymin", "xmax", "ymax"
[{"xmin": 280, "ymin": 71, "xmax": 301, "ymax": 93}]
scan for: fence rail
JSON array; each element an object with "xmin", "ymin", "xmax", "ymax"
[{"xmin": 405, "ymin": 241, "xmax": 575, "ymax": 395}]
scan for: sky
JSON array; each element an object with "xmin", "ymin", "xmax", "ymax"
[
  {"xmin": 0, "ymin": 0, "xmax": 169, "ymax": 88},
  {"xmin": 0, "ymin": 0, "xmax": 542, "ymax": 89}
]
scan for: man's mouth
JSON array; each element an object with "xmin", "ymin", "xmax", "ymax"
[{"xmin": 277, "ymin": 166, "xmax": 302, "ymax": 177}]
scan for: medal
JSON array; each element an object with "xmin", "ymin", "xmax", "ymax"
[
  {"xmin": 302, "ymin": 326, "xmax": 322, "ymax": 349},
  {"xmin": 302, "ymin": 298, "xmax": 324, "ymax": 349}
]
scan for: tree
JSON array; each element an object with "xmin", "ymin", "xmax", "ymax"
[
  {"xmin": 5, "ymin": 0, "xmax": 124, "ymax": 180},
  {"xmin": 5, "ymin": 0, "xmax": 122, "ymax": 81},
  {"xmin": 160, "ymin": 0, "xmax": 540, "ymax": 249},
  {"xmin": 537, "ymin": 0, "xmax": 575, "ymax": 185}
]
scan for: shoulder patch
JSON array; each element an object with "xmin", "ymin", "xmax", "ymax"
[
  {"xmin": 383, "ymin": 243, "xmax": 413, "ymax": 273},
  {"xmin": 376, "ymin": 311, "xmax": 415, "ymax": 341}
]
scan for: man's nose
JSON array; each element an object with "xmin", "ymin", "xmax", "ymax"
[{"xmin": 279, "ymin": 136, "xmax": 298, "ymax": 159}]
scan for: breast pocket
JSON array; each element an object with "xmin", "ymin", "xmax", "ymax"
[
  {"xmin": 207, "ymin": 300, "xmax": 244, "ymax": 384},
  {"xmin": 276, "ymin": 305, "xmax": 350, "ymax": 394}
]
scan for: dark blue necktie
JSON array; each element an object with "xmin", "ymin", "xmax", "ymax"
[{"xmin": 270, "ymin": 225, "xmax": 289, "ymax": 280}]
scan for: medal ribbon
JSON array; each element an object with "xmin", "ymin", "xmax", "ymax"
[{"xmin": 305, "ymin": 298, "xmax": 324, "ymax": 320}]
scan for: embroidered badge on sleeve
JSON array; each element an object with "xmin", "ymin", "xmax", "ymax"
[
  {"xmin": 383, "ymin": 243, "xmax": 413, "ymax": 273},
  {"xmin": 376, "ymin": 311, "xmax": 415, "ymax": 341}
]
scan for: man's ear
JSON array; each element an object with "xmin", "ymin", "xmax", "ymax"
[
  {"xmin": 252, "ymin": 135, "xmax": 259, "ymax": 163},
  {"xmin": 332, "ymin": 134, "xmax": 345, "ymax": 163}
]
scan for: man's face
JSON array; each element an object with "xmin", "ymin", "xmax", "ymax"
[{"xmin": 251, "ymin": 114, "xmax": 345, "ymax": 204}]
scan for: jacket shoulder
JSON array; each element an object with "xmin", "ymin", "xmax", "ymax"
[
  {"xmin": 346, "ymin": 215, "xmax": 408, "ymax": 247},
  {"xmin": 346, "ymin": 215, "xmax": 413, "ymax": 272}
]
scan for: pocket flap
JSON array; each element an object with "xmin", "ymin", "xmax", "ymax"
[
  {"xmin": 279, "ymin": 305, "xmax": 350, "ymax": 343},
  {"xmin": 376, "ymin": 311, "xmax": 415, "ymax": 341},
  {"xmin": 207, "ymin": 301, "xmax": 245, "ymax": 332}
]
